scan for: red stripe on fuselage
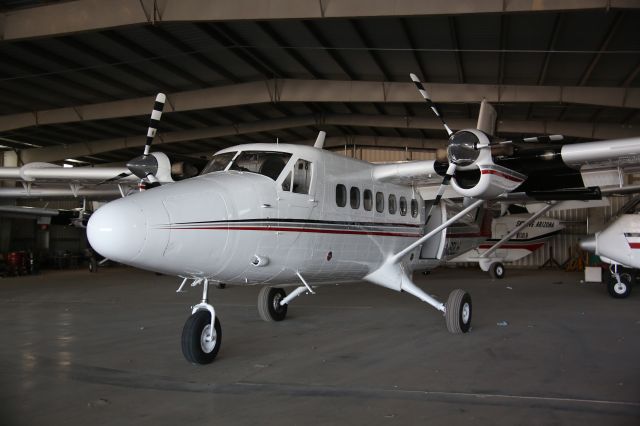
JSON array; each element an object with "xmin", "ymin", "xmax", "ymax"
[
  {"xmin": 628, "ymin": 242, "xmax": 640, "ymax": 249},
  {"xmin": 481, "ymin": 169, "xmax": 524, "ymax": 183},
  {"xmin": 165, "ymin": 226, "xmax": 422, "ymax": 238}
]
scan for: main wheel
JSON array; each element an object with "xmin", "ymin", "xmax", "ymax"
[
  {"xmin": 489, "ymin": 262, "xmax": 505, "ymax": 279},
  {"xmin": 181, "ymin": 310, "xmax": 222, "ymax": 364},
  {"xmin": 445, "ymin": 289, "xmax": 472, "ymax": 334},
  {"xmin": 607, "ymin": 272, "xmax": 632, "ymax": 299},
  {"xmin": 257, "ymin": 287, "xmax": 288, "ymax": 322},
  {"xmin": 88, "ymin": 257, "xmax": 98, "ymax": 273}
]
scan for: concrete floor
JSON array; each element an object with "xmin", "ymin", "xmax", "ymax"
[{"xmin": 0, "ymin": 266, "xmax": 639, "ymax": 426}]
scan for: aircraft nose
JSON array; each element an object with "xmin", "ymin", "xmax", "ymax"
[
  {"xmin": 87, "ymin": 199, "xmax": 147, "ymax": 262},
  {"xmin": 580, "ymin": 236, "xmax": 597, "ymax": 253}
]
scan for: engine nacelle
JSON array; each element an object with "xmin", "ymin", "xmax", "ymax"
[
  {"xmin": 451, "ymin": 163, "xmax": 526, "ymax": 199},
  {"xmin": 447, "ymin": 129, "xmax": 526, "ymax": 199}
]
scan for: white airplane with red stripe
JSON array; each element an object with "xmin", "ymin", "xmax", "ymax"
[
  {"xmin": 581, "ymin": 197, "xmax": 640, "ymax": 298},
  {"xmin": 82, "ymin": 75, "xmax": 640, "ymax": 365}
]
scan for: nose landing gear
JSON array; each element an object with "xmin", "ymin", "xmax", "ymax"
[{"xmin": 179, "ymin": 278, "xmax": 222, "ymax": 364}]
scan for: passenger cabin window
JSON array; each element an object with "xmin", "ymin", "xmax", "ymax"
[
  {"xmin": 363, "ymin": 190, "xmax": 373, "ymax": 211},
  {"xmin": 225, "ymin": 151, "xmax": 292, "ymax": 180},
  {"xmin": 411, "ymin": 199, "xmax": 419, "ymax": 218},
  {"xmin": 350, "ymin": 187, "xmax": 360, "ymax": 209},
  {"xmin": 292, "ymin": 159, "xmax": 312, "ymax": 194},
  {"xmin": 399, "ymin": 197, "xmax": 407, "ymax": 216},
  {"xmin": 201, "ymin": 151, "xmax": 237, "ymax": 174},
  {"xmin": 388, "ymin": 194, "xmax": 397, "ymax": 215},
  {"xmin": 336, "ymin": 184, "xmax": 347, "ymax": 207},
  {"xmin": 375, "ymin": 192, "xmax": 384, "ymax": 213}
]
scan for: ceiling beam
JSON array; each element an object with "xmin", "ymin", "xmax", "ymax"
[
  {"xmin": 1, "ymin": 79, "xmax": 638, "ymax": 132},
  {"xmin": 578, "ymin": 12, "xmax": 624, "ymax": 86},
  {"xmin": 2, "ymin": 0, "xmax": 637, "ymax": 41},
  {"xmin": 18, "ymin": 114, "xmax": 640, "ymax": 163}
]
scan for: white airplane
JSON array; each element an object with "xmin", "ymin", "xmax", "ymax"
[
  {"xmin": 580, "ymin": 196, "xmax": 640, "ymax": 298},
  {"xmin": 72, "ymin": 75, "xmax": 640, "ymax": 365},
  {"xmin": 443, "ymin": 206, "xmax": 564, "ymax": 278}
]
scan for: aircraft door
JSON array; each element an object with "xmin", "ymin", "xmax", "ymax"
[
  {"xmin": 420, "ymin": 202, "xmax": 447, "ymax": 259},
  {"xmin": 277, "ymin": 157, "xmax": 319, "ymax": 220}
]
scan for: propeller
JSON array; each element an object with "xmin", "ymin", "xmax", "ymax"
[
  {"xmin": 126, "ymin": 93, "xmax": 167, "ymax": 187},
  {"xmin": 410, "ymin": 73, "xmax": 457, "ymax": 224},
  {"xmin": 410, "ymin": 73, "xmax": 453, "ymax": 137}
]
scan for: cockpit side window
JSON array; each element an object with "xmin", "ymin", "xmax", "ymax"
[
  {"xmin": 292, "ymin": 159, "xmax": 312, "ymax": 194},
  {"xmin": 201, "ymin": 151, "xmax": 237, "ymax": 174},
  {"xmin": 227, "ymin": 151, "xmax": 292, "ymax": 180}
]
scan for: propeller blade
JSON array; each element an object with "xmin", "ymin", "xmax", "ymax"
[
  {"xmin": 425, "ymin": 163, "xmax": 457, "ymax": 224},
  {"xmin": 96, "ymin": 172, "xmax": 132, "ymax": 186},
  {"xmin": 143, "ymin": 93, "xmax": 167, "ymax": 156},
  {"xmin": 409, "ymin": 73, "xmax": 453, "ymax": 137}
]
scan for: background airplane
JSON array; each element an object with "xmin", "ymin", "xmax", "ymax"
[{"xmin": 581, "ymin": 195, "xmax": 640, "ymax": 298}]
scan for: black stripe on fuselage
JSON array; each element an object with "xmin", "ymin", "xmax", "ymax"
[{"xmin": 170, "ymin": 218, "xmax": 423, "ymax": 228}]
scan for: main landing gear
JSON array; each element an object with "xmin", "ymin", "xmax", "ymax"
[
  {"xmin": 178, "ymin": 278, "xmax": 222, "ymax": 364},
  {"xmin": 257, "ymin": 273, "xmax": 316, "ymax": 322},
  {"xmin": 489, "ymin": 262, "xmax": 505, "ymax": 280},
  {"xmin": 445, "ymin": 289, "xmax": 472, "ymax": 333}
]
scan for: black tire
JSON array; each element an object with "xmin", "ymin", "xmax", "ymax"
[
  {"xmin": 257, "ymin": 287, "xmax": 288, "ymax": 322},
  {"xmin": 181, "ymin": 310, "xmax": 222, "ymax": 364},
  {"xmin": 607, "ymin": 272, "xmax": 632, "ymax": 299},
  {"xmin": 88, "ymin": 257, "xmax": 98, "ymax": 273},
  {"xmin": 216, "ymin": 283, "xmax": 226, "ymax": 289},
  {"xmin": 489, "ymin": 262, "xmax": 505, "ymax": 279},
  {"xmin": 445, "ymin": 289, "xmax": 472, "ymax": 334}
]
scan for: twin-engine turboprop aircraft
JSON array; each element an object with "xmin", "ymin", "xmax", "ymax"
[{"xmin": 79, "ymin": 75, "xmax": 640, "ymax": 364}]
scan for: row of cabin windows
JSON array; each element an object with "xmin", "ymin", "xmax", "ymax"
[{"xmin": 335, "ymin": 184, "xmax": 418, "ymax": 217}]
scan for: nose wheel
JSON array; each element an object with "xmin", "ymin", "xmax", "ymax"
[
  {"xmin": 181, "ymin": 310, "xmax": 222, "ymax": 364},
  {"xmin": 178, "ymin": 277, "xmax": 223, "ymax": 364},
  {"xmin": 607, "ymin": 270, "xmax": 632, "ymax": 299}
]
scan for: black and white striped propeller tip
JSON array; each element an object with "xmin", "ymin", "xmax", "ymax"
[
  {"xmin": 409, "ymin": 73, "xmax": 453, "ymax": 137},
  {"xmin": 144, "ymin": 93, "xmax": 167, "ymax": 155}
]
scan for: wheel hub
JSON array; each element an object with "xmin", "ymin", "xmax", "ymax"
[
  {"xmin": 614, "ymin": 282, "xmax": 627, "ymax": 294},
  {"xmin": 461, "ymin": 302, "xmax": 470, "ymax": 324},
  {"xmin": 200, "ymin": 324, "xmax": 217, "ymax": 353},
  {"xmin": 272, "ymin": 293, "xmax": 283, "ymax": 312}
]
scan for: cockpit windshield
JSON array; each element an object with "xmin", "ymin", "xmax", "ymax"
[
  {"xmin": 202, "ymin": 152, "xmax": 237, "ymax": 174},
  {"xmin": 202, "ymin": 150, "xmax": 292, "ymax": 181}
]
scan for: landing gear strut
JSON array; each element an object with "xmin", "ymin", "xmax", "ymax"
[{"xmin": 180, "ymin": 278, "xmax": 222, "ymax": 364}]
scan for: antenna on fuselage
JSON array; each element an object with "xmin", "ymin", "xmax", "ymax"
[{"xmin": 313, "ymin": 131, "xmax": 326, "ymax": 149}]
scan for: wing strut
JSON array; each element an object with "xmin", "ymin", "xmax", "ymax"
[{"xmin": 479, "ymin": 202, "xmax": 556, "ymax": 260}]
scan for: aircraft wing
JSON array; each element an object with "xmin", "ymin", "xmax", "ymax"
[
  {"xmin": 372, "ymin": 160, "xmax": 444, "ymax": 186},
  {"xmin": 0, "ymin": 162, "xmax": 138, "ymax": 184}
]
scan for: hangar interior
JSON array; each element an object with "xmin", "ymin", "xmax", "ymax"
[
  {"xmin": 0, "ymin": 0, "xmax": 638, "ymax": 270},
  {"xmin": 1, "ymin": 2, "xmax": 640, "ymax": 425}
]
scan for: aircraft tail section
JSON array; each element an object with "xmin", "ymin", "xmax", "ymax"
[{"xmin": 476, "ymin": 99, "xmax": 497, "ymax": 136}]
